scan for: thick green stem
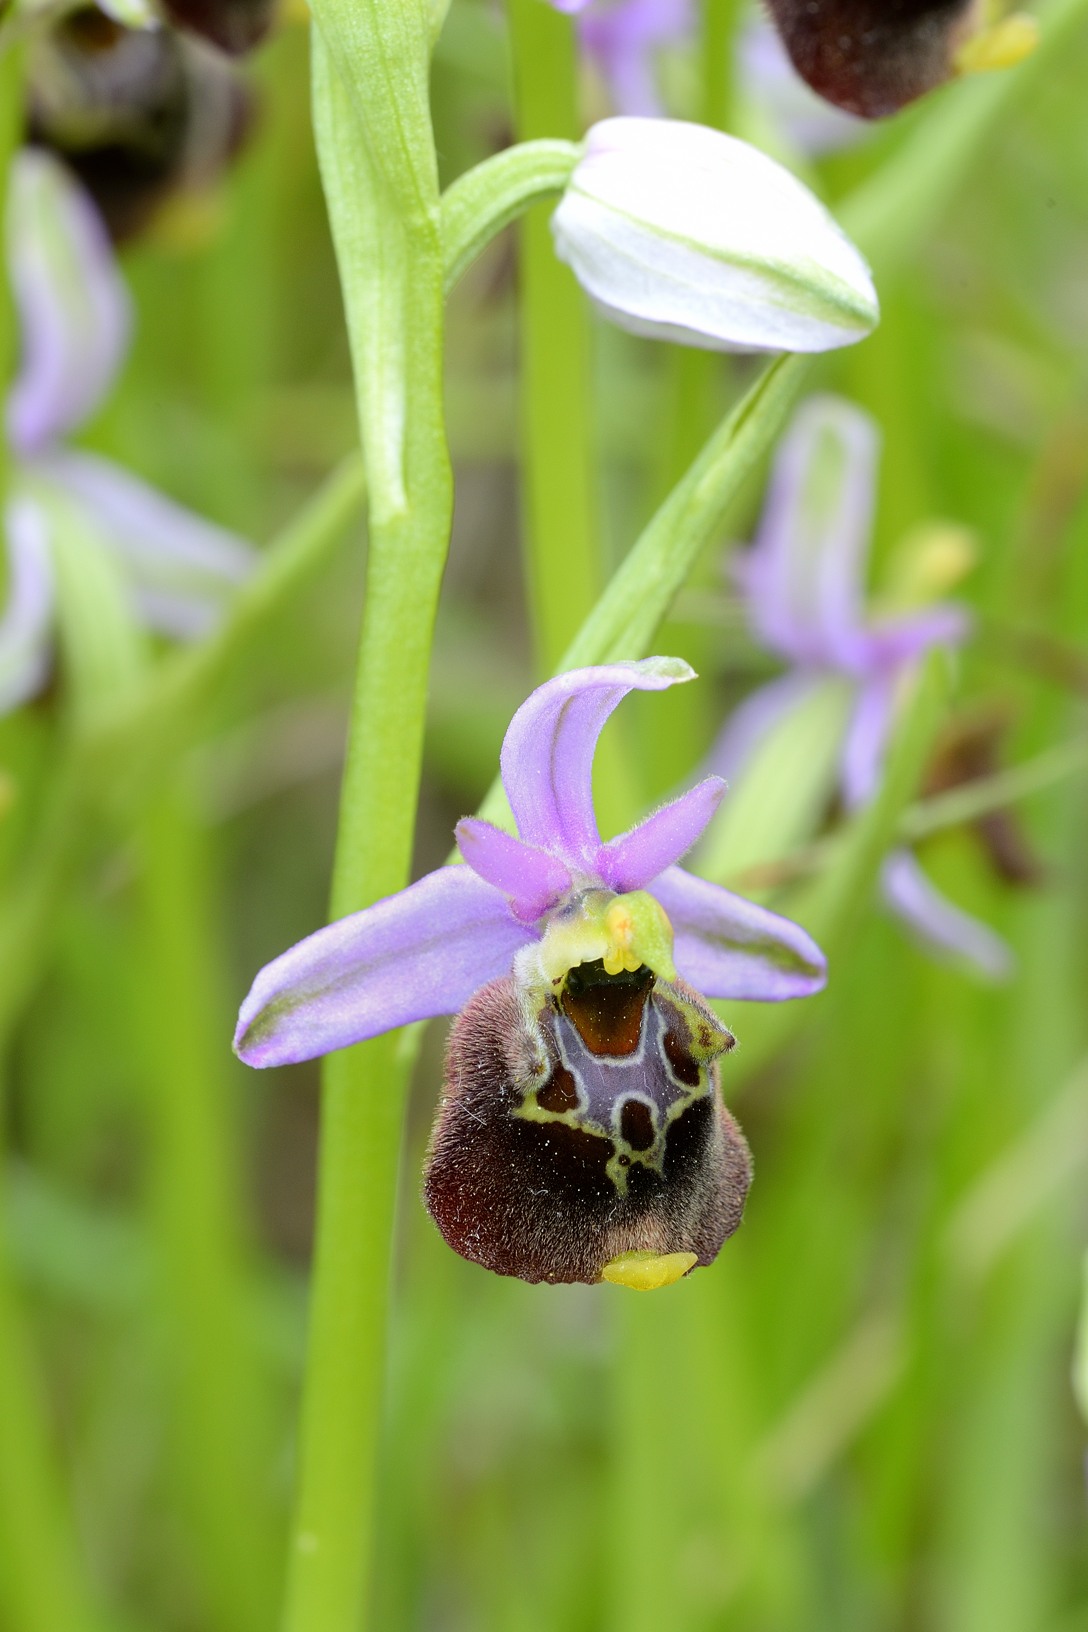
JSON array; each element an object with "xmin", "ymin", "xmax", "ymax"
[
  {"xmin": 507, "ymin": 0, "xmax": 600, "ymax": 673},
  {"xmin": 281, "ymin": 7, "xmax": 452, "ymax": 1631},
  {"xmin": 137, "ymin": 787, "xmax": 277, "ymax": 1632}
]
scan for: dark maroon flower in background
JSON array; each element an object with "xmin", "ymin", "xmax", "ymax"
[
  {"xmin": 762, "ymin": 0, "xmax": 1035, "ymax": 119},
  {"xmin": 161, "ymin": 0, "xmax": 275, "ymax": 58},
  {"xmin": 26, "ymin": 6, "xmax": 254, "ymax": 241}
]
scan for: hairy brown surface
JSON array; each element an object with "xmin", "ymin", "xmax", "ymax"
[
  {"xmin": 424, "ymin": 973, "xmax": 751, "ymax": 1285},
  {"xmin": 764, "ymin": 0, "xmax": 979, "ymax": 117}
]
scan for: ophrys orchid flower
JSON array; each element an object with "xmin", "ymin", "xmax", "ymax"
[
  {"xmin": 738, "ymin": 15, "xmax": 870, "ymax": 158},
  {"xmin": 236, "ymin": 660, "xmax": 827, "ymax": 1287},
  {"xmin": 762, "ymin": 0, "xmax": 1037, "ymax": 119},
  {"xmin": 715, "ymin": 394, "xmax": 1012, "ymax": 979},
  {"xmin": 28, "ymin": 9, "xmax": 251, "ymax": 242},
  {"xmin": 576, "ymin": 0, "xmax": 693, "ymax": 118},
  {"xmin": 0, "ymin": 150, "xmax": 253, "ymax": 716}
]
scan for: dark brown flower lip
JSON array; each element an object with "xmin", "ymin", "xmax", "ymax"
[
  {"xmin": 161, "ymin": 0, "xmax": 275, "ymax": 58},
  {"xmin": 424, "ymin": 966, "xmax": 750, "ymax": 1286},
  {"xmin": 762, "ymin": 0, "xmax": 980, "ymax": 119},
  {"xmin": 27, "ymin": 7, "xmax": 253, "ymax": 243}
]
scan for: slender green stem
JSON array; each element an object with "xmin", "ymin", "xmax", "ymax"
[
  {"xmin": 507, "ymin": 0, "xmax": 600, "ymax": 673},
  {"xmin": 0, "ymin": 754, "xmax": 87, "ymax": 1048},
  {"xmin": 0, "ymin": 64, "xmax": 101, "ymax": 1618},
  {"xmin": 280, "ymin": 7, "xmax": 452, "ymax": 1631},
  {"xmin": 137, "ymin": 786, "xmax": 277, "ymax": 1632},
  {"xmin": 700, "ymin": 0, "xmax": 746, "ymax": 132},
  {"xmin": 96, "ymin": 455, "xmax": 367, "ymax": 810},
  {"xmin": 0, "ymin": 1126, "xmax": 100, "ymax": 1632},
  {"xmin": 726, "ymin": 654, "xmax": 949, "ymax": 1087},
  {"xmin": 722, "ymin": 733, "xmax": 1088, "ymax": 894},
  {"xmin": 441, "ymin": 138, "xmax": 578, "ymax": 293},
  {"xmin": 900, "ymin": 734, "xmax": 1088, "ymax": 842}
]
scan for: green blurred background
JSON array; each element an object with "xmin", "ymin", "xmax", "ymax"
[{"xmin": 2, "ymin": 2, "xmax": 1088, "ymax": 1629}]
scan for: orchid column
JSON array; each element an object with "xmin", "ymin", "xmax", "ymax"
[{"xmin": 283, "ymin": 5, "xmax": 452, "ymax": 1631}]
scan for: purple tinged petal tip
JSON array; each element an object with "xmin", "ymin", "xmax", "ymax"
[
  {"xmin": 598, "ymin": 777, "xmax": 726, "ymax": 892},
  {"xmin": 649, "ymin": 864, "xmax": 827, "ymax": 1001},
  {"xmin": 500, "ymin": 657, "xmax": 696, "ymax": 871},
  {"xmin": 235, "ymin": 866, "xmax": 538, "ymax": 1068},
  {"xmin": 456, "ymin": 818, "xmax": 573, "ymax": 922},
  {"xmin": 6, "ymin": 150, "xmax": 130, "ymax": 456},
  {"xmin": 881, "ymin": 849, "xmax": 1013, "ymax": 982}
]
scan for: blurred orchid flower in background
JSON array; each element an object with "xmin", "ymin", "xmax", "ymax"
[
  {"xmin": 0, "ymin": 148, "xmax": 254, "ymax": 715},
  {"xmin": 237, "ymin": 659, "xmax": 826, "ymax": 1285},
  {"xmin": 27, "ymin": 6, "xmax": 252, "ymax": 243},
  {"xmin": 577, "ymin": 0, "xmax": 693, "ymax": 117},
  {"xmin": 761, "ymin": 0, "xmax": 1038, "ymax": 119},
  {"xmin": 551, "ymin": 117, "xmax": 879, "ymax": 352},
  {"xmin": 713, "ymin": 394, "xmax": 1013, "ymax": 979},
  {"xmin": 738, "ymin": 14, "xmax": 870, "ymax": 157}
]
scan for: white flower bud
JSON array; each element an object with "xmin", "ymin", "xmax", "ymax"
[{"xmin": 551, "ymin": 117, "xmax": 879, "ymax": 354}]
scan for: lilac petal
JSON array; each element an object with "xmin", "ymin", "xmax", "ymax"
[
  {"xmin": 840, "ymin": 673, "xmax": 895, "ymax": 810},
  {"xmin": 598, "ymin": 777, "xmax": 725, "ymax": 892},
  {"xmin": 736, "ymin": 395, "xmax": 879, "ymax": 671},
  {"xmin": 862, "ymin": 605, "xmax": 970, "ymax": 668},
  {"xmin": 235, "ymin": 866, "xmax": 538, "ymax": 1068},
  {"xmin": 881, "ymin": 850, "xmax": 1014, "ymax": 982},
  {"xmin": 580, "ymin": 0, "xmax": 693, "ymax": 117},
  {"xmin": 500, "ymin": 657, "xmax": 696, "ymax": 871},
  {"xmin": 456, "ymin": 817, "xmax": 573, "ymax": 923},
  {"xmin": 7, "ymin": 150, "xmax": 130, "ymax": 456},
  {"xmin": 0, "ymin": 497, "xmax": 56, "ymax": 715},
  {"xmin": 649, "ymin": 864, "xmax": 827, "ymax": 1000},
  {"xmin": 704, "ymin": 671, "xmax": 822, "ymax": 783},
  {"xmin": 39, "ymin": 451, "xmax": 254, "ymax": 638}
]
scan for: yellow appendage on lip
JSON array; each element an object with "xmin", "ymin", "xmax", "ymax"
[
  {"xmin": 537, "ymin": 889, "xmax": 678, "ymax": 988},
  {"xmin": 955, "ymin": 14, "xmax": 1038, "ymax": 76},
  {"xmin": 601, "ymin": 1251, "xmax": 698, "ymax": 1290}
]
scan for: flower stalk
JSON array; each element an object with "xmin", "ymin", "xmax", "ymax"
[
  {"xmin": 280, "ymin": 3, "xmax": 452, "ymax": 1630},
  {"xmin": 507, "ymin": 0, "xmax": 601, "ymax": 673},
  {"xmin": 137, "ymin": 785, "xmax": 276, "ymax": 1632}
]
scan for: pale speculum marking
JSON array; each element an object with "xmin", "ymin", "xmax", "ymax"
[{"xmin": 514, "ymin": 962, "xmax": 730, "ymax": 1196}]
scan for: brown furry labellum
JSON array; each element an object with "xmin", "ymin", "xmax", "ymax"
[
  {"xmin": 27, "ymin": 7, "xmax": 252, "ymax": 242},
  {"xmin": 161, "ymin": 0, "xmax": 275, "ymax": 59},
  {"xmin": 424, "ymin": 958, "xmax": 752, "ymax": 1285},
  {"xmin": 763, "ymin": 0, "xmax": 980, "ymax": 118}
]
